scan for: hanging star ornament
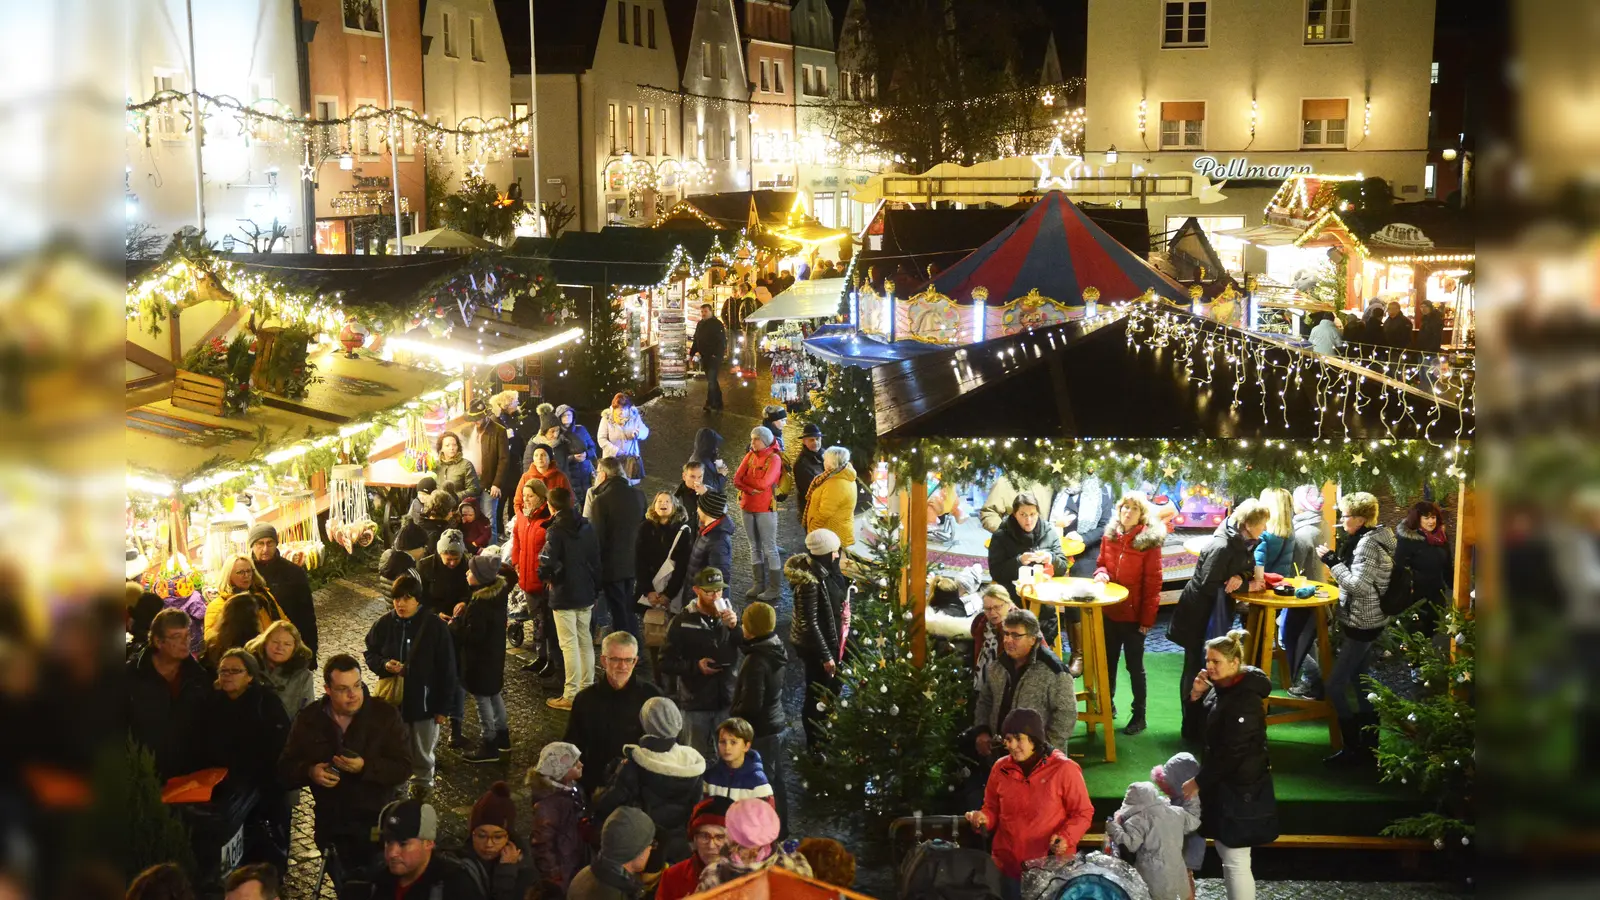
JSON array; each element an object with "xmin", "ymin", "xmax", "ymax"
[
  {"xmin": 467, "ymin": 158, "xmax": 487, "ymax": 179},
  {"xmin": 1162, "ymin": 464, "xmax": 1177, "ymax": 479},
  {"xmin": 1351, "ymin": 452, "xmax": 1367, "ymax": 466},
  {"xmin": 1031, "ymin": 135, "xmax": 1082, "ymax": 191},
  {"xmin": 299, "ymin": 161, "xmax": 316, "ymax": 182}
]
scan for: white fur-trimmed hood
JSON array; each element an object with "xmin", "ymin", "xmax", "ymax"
[{"xmin": 623, "ymin": 741, "xmax": 708, "ymax": 779}]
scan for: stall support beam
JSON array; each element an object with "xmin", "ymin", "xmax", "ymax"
[
  {"xmin": 903, "ymin": 474, "xmax": 929, "ymax": 666},
  {"xmin": 1319, "ymin": 481, "xmax": 1338, "ymax": 580},
  {"xmin": 1452, "ymin": 483, "xmax": 1478, "ymax": 667}
]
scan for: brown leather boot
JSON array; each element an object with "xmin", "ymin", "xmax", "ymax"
[{"xmin": 1065, "ymin": 621, "xmax": 1084, "ymax": 677}]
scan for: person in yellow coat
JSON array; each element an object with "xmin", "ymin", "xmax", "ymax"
[
  {"xmin": 802, "ymin": 446, "xmax": 858, "ymax": 551},
  {"xmin": 205, "ymin": 552, "xmax": 285, "ymax": 652}
]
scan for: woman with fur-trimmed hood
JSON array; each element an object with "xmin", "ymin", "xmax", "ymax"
[
  {"xmin": 786, "ymin": 528, "xmax": 849, "ymax": 749},
  {"xmin": 1094, "ymin": 493, "xmax": 1167, "ymax": 736},
  {"xmin": 593, "ymin": 696, "xmax": 708, "ymax": 870},
  {"xmin": 245, "ymin": 619, "xmax": 316, "ymax": 718}
]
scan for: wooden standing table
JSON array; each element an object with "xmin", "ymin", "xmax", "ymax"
[
  {"xmin": 1233, "ymin": 581, "xmax": 1342, "ymax": 749},
  {"xmin": 1018, "ymin": 577, "xmax": 1128, "ymax": 763}
]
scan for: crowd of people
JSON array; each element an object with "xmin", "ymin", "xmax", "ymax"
[{"xmin": 1306, "ymin": 298, "xmax": 1449, "ymax": 358}]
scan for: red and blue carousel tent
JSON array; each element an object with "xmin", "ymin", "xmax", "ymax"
[{"xmin": 920, "ymin": 190, "xmax": 1189, "ymax": 305}]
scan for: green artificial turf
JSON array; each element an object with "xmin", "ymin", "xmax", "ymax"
[{"xmin": 1072, "ymin": 651, "xmax": 1422, "ymax": 836}]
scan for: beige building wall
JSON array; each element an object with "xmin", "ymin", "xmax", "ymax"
[{"xmin": 423, "ymin": 0, "xmax": 514, "ymax": 191}]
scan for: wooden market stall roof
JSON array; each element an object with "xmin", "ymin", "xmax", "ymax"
[
  {"xmin": 519, "ymin": 226, "xmax": 785, "ymax": 288},
  {"xmin": 656, "ymin": 189, "xmax": 800, "ymax": 230},
  {"xmin": 870, "ymin": 304, "xmax": 1475, "ymax": 440}
]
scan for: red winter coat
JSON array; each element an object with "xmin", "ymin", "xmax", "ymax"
[
  {"xmin": 1095, "ymin": 521, "xmax": 1167, "ymax": 628},
  {"xmin": 981, "ymin": 748, "xmax": 1095, "ymax": 879},
  {"xmin": 733, "ymin": 443, "xmax": 784, "ymax": 513},
  {"xmin": 655, "ymin": 855, "xmax": 709, "ymax": 900},
  {"xmin": 515, "ymin": 464, "xmax": 571, "ymax": 516},
  {"xmin": 510, "ymin": 504, "xmax": 552, "ymax": 593}
]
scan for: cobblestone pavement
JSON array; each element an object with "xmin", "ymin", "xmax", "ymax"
[{"xmin": 284, "ymin": 370, "xmax": 1457, "ymax": 898}]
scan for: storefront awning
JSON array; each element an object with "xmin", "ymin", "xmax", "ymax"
[
  {"xmin": 745, "ymin": 278, "xmax": 846, "ymax": 322},
  {"xmin": 1213, "ymin": 223, "xmax": 1307, "ymax": 248}
]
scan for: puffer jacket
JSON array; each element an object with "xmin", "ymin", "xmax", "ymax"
[
  {"xmin": 1253, "ymin": 531, "xmax": 1297, "ymax": 577},
  {"xmin": 802, "ymin": 464, "xmax": 858, "ymax": 548},
  {"xmin": 597, "ymin": 406, "xmax": 651, "ymax": 461},
  {"xmin": 733, "ymin": 443, "xmax": 784, "ymax": 513},
  {"xmin": 1395, "ymin": 522, "xmax": 1454, "ymax": 606},
  {"xmin": 786, "ymin": 552, "xmax": 846, "ymax": 665},
  {"xmin": 1328, "ymin": 525, "xmax": 1396, "ymax": 632},
  {"xmin": 509, "ymin": 504, "xmax": 552, "ymax": 593},
  {"xmin": 658, "ymin": 608, "xmax": 740, "ymax": 711},
  {"xmin": 731, "ymin": 632, "xmax": 788, "ymax": 738},
  {"xmin": 974, "ymin": 643, "xmax": 1077, "ymax": 749},
  {"xmin": 1197, "ymin": 667, "xmax": 1275, "ymax": 844},
  {"xmin": 1167, "ymin": 521, "xmax": 1259, "ymax": 651},
  {"xmin": 987, "ymin": 514, "xmax": 1070, "ymax": 609},
  {"xmin": 594, "ymin": 735, "xmax": 708, "ymax": 866},
  {"xmin": 1292, "ymin": 510, "xmax": 1329, "ymax": 581},
  {"xmin": 515, "ymin": 462, "xmax": 572, "ymax": 517},
  {"xmin": 432, "ymin": 454, "xmax": 482, "ymax": 498},
  {"xmin": 980, "ymin": 748, "xmax": 1095, "ymax": 879},
  {"xmin": 530, "ymin": 773, "xmax": 588, "ymax": 896},
  {"xmin": 449, "ymin": 575, "xmax": 510, "ymax": 696},
  {"xmin": 1095, "ymin": 520, "xmax": 1166, "ymax": 628},
  {"xmin": 1107, "ymin": 781, "xmax": 1201, "ymax": 900},
  {"xmin": 540, "ymin": 510, "xmax": 603, "ymax": 611}
]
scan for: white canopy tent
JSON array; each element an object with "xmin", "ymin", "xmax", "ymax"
[{"xmin": 745, "ymin": 277, "xmax": 846, "ymax": 322}]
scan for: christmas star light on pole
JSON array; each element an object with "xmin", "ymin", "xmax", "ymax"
[{"xmin": 1032, "ymin": 135, "xmax": 1082, "ymax": 191}]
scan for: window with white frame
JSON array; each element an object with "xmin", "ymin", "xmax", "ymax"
[
  {"xmin": 760, "ymin": 59, "xmax": 770, "ymax": 92},
  {"xmin": 840, "ymin": 69, "xmax": 852, "ymax": 100},
  {"xmin": 1305, "ymin": 0, "xmax": 1352, "ymax": 43},
  {"xmin": 697, "ymin": 124, "xmax": 705, "ymax": 159},
  {"xmin": 1300, "ymin": 98, "xmax": 1348, "ymax": 148},
  {"xmin": 659, "ymin": 108, "xmax": 668, "ymax": 155},
  {"xmin": 511, "ymin": 102, "xmax": 529, "ymax": 156},
  {"xmin": 608, "ymin": 103, "xmax": 618, "ymax": 153},
  {"xmin": 643, "ymin": 107, "xmax": 652, "ymax": 154},
  {"xmin": 732, "ymin": 129, "xmax": 740, "ymax": 160},
  {"xmin": 153, "ymin": 71, "xmax": 181, "ymax": 138},
  {"xmin": 626, "ymin": 105, "xmax": 636, "ymax": 153},
  {"xmin": 442, "ymin": 12, "xmax": 457, "ymax": 57},
  {"xmin": 469, "ymin": 17, "xmax": 483, "ymax": 60},
  {"xmin": 1162, "ymin": 1, "xmax": 1207, "ymax": 47},
  {"xmin": 395, "ymin": 101, "xmax": 415, "ymax": 158},
  {"xmin": 1159, "ymin": 101, "xmax": 1204, "ymax": 149},
  {"xmin": 774, "ymin": 61, "xmax": 786, "ymax": 94},
  {"xmin": 314, "ymin": 97, "xmax": 339, "ymax": 159},
  {"xmin": 701, "ymin": 42, "xmax": 712, "ymax": 78}
]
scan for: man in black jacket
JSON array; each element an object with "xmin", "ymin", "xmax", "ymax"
[
  {"xmin": 659, "ymin": 567, "xmax": 740, "ymax": 758},
  {"xmin": 564, "ymin": 631, "xmax": 662, "ymax": 798},
  {"xmin": 370, "ymin": 798, "xmax": 487, "ymax": 899},
  {"xmin": 249, "ymin": 523, "xmax": 318, "ymax": 660},
  {"xmin": 792, "ymin": 424, "xmax": 826, "ymax": 520},
  {"xmin": 731, "ymin": 601, "xmax": 789, "ymax": 836},
  {"xmin": 128, "ymin": 608, "xmax": 211, "ymax": 779},
  {"xmin": 689, "ymin": 303, "xmax": 728, "ymax": 411},
  {"xmin": 587, "ymin": 458, "xmax": 647, "ymax": 652},
  {"xmin": 541, "ymin": 487, "xmax": 604, "ymax": 711}
]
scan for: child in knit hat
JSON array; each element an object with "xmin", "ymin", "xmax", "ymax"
[
  {"xmin": 453, "ymin": 555, "xmax": 512, "ymax": 762},
  {"xmin": 695, "ymin": 798, "xmax": 812, "ymax": 891},
  {"xmin": 1150, "ymin": 752, "xmax": 1205, "ymax": 892},
  {"xmin": 460, "ymin": 781, "xmax": 537, "ymax": 898},
  {"xmin": 593, "ymin": 697, "xmax": 709, "ymax": 871},
  {"xmin": 529, "ymin": 742, "xmax": 587, "ymax": 896},
  {"xmin": 1107, "ymin": 779, "xmax": 1201, "ymax": 900}
]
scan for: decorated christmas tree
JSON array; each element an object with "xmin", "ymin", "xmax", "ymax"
[
  {"xmin": 793, "ymin": 512, "xmax": 969, "ymax": 827},
  {"xmin": 1369, "ymin": 605, "xmax": 1475, "ymax": 851},
  {"xmin": 798, "ymin": 362, "xmax": 876, "ymax": 481},
  {"xmin": 568, "ymin": 292, "xmax": 637, "ymax": 408}
]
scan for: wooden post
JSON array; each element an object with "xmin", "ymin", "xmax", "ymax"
[
  {"xmin": 168, "ymin": 307, "xmax": 184, "ymax": 366},
  {"xmin": 1453, "ymin": 483, "xmax": 1482, "ymax": 667},
  {"xmin": 1319, "ymin": 480, "xmax": 1339, "ymax": 580},
  {"xmin": 907, "ymin": 474, "xmax": 929, "ymax": 666}
]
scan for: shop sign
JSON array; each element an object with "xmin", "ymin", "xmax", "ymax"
[
  {"xmin": 1192, "ymin": 156, "xmax": 1314, "ymax": 180},
  {"xmin": 1370, "ymin": 223, "xmax": 1435, "ymax": 249}
]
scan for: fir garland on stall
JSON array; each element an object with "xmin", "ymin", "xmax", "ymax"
[
  {"xmin": 569, "ymin": 294, "xmax": 638, "ymax": 409},
  {"xmin": 793, "ymin": 513, "xmax": 969, "ymax": 827}
]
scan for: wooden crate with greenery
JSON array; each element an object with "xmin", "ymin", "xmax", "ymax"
[{"xmin": 172, "ymin": 369, "xmax": 226, "ymax": 416}]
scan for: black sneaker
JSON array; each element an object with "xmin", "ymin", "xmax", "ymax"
[
  {"xmin": 1124, "ymin": 714, "xmax": 1148, "ymax": 736},
  {"xmin": 463, "ymin": 741, "xmax": 503, "ymax": 764}
]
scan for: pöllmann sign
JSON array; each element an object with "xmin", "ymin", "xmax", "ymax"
[{"xmin": 1192, "ymin": 156, "xmax": 1314, "ymax": 179}]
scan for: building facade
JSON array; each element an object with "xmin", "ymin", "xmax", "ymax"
[
  {"xmin": 791, "ymin": 0, "xmax": 859, "ymax": 231},
  {"xmin": 742, "ymin": 0, "xmax": 797, "ymax": 190},
  {"xmin": 422, "ymin": 0, "xmax": 514, "ymax": 191},
  {"xmin": 676, "ymin": 0, "xmax": 750, "ymax": 196},
  {"xmin": 302, "ymin": 0, "xmax": 426, "ymax": 254},
  {"xmin": 1085, "ymin": 0, "xmax": 1436, "ymax": 274},
  {"xmin": 126, "ymin": 0, "xmax": 307, "ymax": 252}
]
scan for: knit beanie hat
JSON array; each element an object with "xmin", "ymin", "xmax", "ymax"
[
  {"xmin": 1292, "ymin": 485, "xmax": 1323, "ymax": 514},
  {"xmin": 469, "ymin": 782, "xmax": 518, "ymax": 841},
  {"xmin": 805, "ymin": 528, "xmax": 841, "ymax": 555},
  {"xmin": 598, "ymin": 807, "xmax": 656, "ymax": 864},
  {"xmin": 247, "ymin": 523, "xmax": 278, "ymax": 547},
  {"xmin": 751, "ymin": 425, "xmax": 775, "ymax": 447},
  {"xmin": 469, "ymin": 554, "xmax": 501, "ymax": 586},
  {"xmin": 378, "ymin": 548, "xmax": 418, "ymax": 582},
  {"xmin": 688, "ymin": 796, "xmax": 733, "ymax": 837},
  {"xmin": 742, "ymin": 601, "xmax": 776, "ymax": 639},
  {"xmin": 1000, "ymin": 707, "xmax": 1047, "ymax": 749},
  {"xmin": 537, "ymin": 402, "xmax": 559, "ymax": 433},
  {"xmin": 416, "ymin": 475, "xmax": 438, "ymax": 495},
  {"xmin": 725, "ymin": 798, "xmax": 780, "ymax": 854},
  {"xmin": 437, "ymin": 529, "xmax": 467, "ymax": 556},
  {"xmin": 536, "ymin": 741, "xmax": 581, "ymax": 781},
  {"xmin": 640, "ymin": 696, "xmax": 684, "ymax": 740},
  {"xmin": 698, "ymin": 490, "xmax": 727, "ymax": 518},
  {"xmin": 393, "ymin": 519, "xmax": 429, "ymax": 554},
  {"xmin": 762, "ymin": 408, "xmax": 787, "ymax": 432}
]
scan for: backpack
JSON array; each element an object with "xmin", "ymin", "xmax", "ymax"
[
  {"xmin": 898, "ymin": 839, "xmax": 1003, "ymax": 900},
  {"xmin": 1377, "ymin": 541, "xmax": 1415, "ymax": 617}
]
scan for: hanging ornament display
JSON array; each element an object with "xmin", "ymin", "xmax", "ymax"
[
  {"xmin": 325, "ymin": 464, "xmax": 378, "ymax": 554},
  {"xmin": 338, "ymin": 321, "xmax": 370, "ymax": 358},
  {"xmin": 400, "ymin": 411, "xmax": 440, "ymax": 473},
  {"xmin": 202, "ymin": 514, "xmax": 252, "ymax": 573},
  {"xmin": 276, "ymin": 490, "xmax": 324, "ymax": 569}
]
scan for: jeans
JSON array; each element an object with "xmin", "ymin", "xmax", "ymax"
[
  {"xmin": 1102, "ymin": 618, "xmax": 1147, "ymax": 712},
  {"xmin": 1000, "ymin": 876, "xmax": 1021, "ymax": 900},
  {"xmin": 744, "ymin": 510, "xmax": 781, "ymax": 570},
  {"xmin": 681, "ymin": 708, "xmax": 728, "ymax": 761},
  {"xmin": 553, "ymin": 607, "xmax": 596, "ymax": 700},
  {"xmin": 1180, "ymin": 644, "xmax": 1207, "ymax": 739},
  {"xmin": 1326, "ymin": 633, "xmax": 1377, "ymax": 718},
  {"xmin": 473, "ymin": 692, "xmax": 507, "ymax": 737},
  {"xmin": 450, "ymin": 684, "xmax": 466, "ymax": 722},
  {"xmin": 404, "ymin": 718, "xmax": 440, "ymax": 785},
  {"xmin": 752, "ymin": 731, "xmax": 789, "ymax": 837},
  {"xmin": 486, "ymin": 493, "xmax": 503, "ymax": 544},
  {"xmin": 1216, "ymin": 841, "xmax": 1255, "ymax": 900},
  {"xmin": 602, "ymin": 579, "xmax": 640, "ymax": 645},
  {"xmin": 1281, "ymin": 607, "xmax": 1318, "ymax": 683},
  {"xmin": 705, "ymin": 356, "xmax": 725, "ymax": 409},
  {"xmin": 800, "ymin": 652, "xmax": 840, "ymax": 748}
]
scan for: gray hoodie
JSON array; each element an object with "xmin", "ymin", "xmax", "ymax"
[
  {"xmin": 1292, "ymin": 510, "xmax": 1329, "ymax": 582},
  {"xmin": 1107, "ymin": 781, "xmax": 1201, "ymax": 900}
]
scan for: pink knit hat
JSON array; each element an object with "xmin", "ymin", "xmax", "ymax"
[
  {"xmin": 725, "ymin": 799, "xmax": 780, "ymax": 859},
  {"xmin": 1293, "ymin": 485, "xmax": 1323, "ymax": 514}
]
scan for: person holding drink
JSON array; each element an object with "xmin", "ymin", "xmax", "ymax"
[{"xmin": 987, "ymin": 493, "xmax": 1072, "ymax": 648}]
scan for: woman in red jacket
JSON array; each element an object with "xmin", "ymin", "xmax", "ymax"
[
  {"xmin": 1094, "ymin": 493, "xmax": 1166, "ymax": 736},
  {"xmin": 509, "ymin": 479, "xmax": 556, "ymax": 675},
  {"xmin": 514, "ymin": 444, "xmax": 571, "ymax": 517},
  {"xmin": 965, "ymin": 707, "xmax": 1094, "ymax": 900},
  {"xmin": 733, "ymin": 425, "xmax": 785, "ymax": 602}
]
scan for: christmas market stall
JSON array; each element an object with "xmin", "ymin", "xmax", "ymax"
[{"xmin": 745, "ymin": 277, "xmax": 846, "ymax": 407}]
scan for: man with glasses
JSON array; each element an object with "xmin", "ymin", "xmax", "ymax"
[
  {"xmin": 564, "ymin": 631, "xmax": 663, "ymax": 797},
  {"xmin": 971, "ymin": 609, "xmax": 1076, "ymax": 773},
  {"xmin": 656, "ymin": 797, "xmax": 733, "ymax": 900},
  {"xmin": 278, "ymin": 654, "xmax": 413, "ymax": 897},
  {"xmin": 659, "ymin": 567, "xmax": 740, "ymax": 758},
  {"xmin": 127, "ymin": 607, "xmax": 211, "ymax": 779},
  {"xmin": 452, "ymin": 781, "xmax": 536, "ymax": 899}
]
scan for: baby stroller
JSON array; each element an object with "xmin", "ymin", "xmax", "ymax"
[
  {"xmin": 1021, "ymin": 852, "xmax": 1151, "ymax": 900},
  {"xmin": 892, "ymin": 814, "xmax": 1002, "ymax": 900}
]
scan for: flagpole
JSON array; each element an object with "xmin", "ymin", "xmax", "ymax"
[
  {"xmin": 381, "ymin": 0, "xmax": 406, "ymax": 253},
  {"xmin": 528, "ymin": 0, "xmax": 543, "ymax": 234}
]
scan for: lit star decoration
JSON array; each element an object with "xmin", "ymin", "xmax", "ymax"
[
  {"xmin": 1031, "ymin": 135, "xmax": 1082, "ymax": 191},
  {"xmin": 1162, "ymin": 465, "xmax": 1178, "ymax": 479},
  {"xmin": 467, "ymin": 158, "xmax": 487, "ymax": 179},
  {"xmin": 299, "ymin": 161, "xmax": 316, "ymax": 182},
  {"xmin": 1351, "ymin": 452, "xmax": 1367, "ymax": 466}
]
